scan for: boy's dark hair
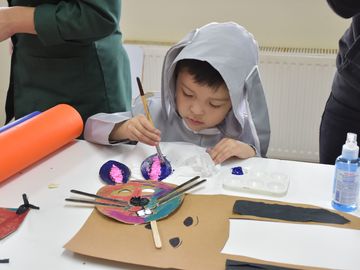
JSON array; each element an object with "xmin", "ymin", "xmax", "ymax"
[{"xmin": 174, "ymin": 59, "xmax": 225, "ymax": 90}]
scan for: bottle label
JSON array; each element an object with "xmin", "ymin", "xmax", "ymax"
[{"xmin": 333, "ymin": 170, "xmax": 360, "ymax": 205}]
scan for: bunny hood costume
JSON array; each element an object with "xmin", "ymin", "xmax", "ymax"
[{"xmin": 84, "ymin": 22, "xmax": 270, "ymax": 157}]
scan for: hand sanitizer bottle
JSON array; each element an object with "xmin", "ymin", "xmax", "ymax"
[{"xmin": 332, "ymin": 132, "xmax": 360, "ymax": 212}]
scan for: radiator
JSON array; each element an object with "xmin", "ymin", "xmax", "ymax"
[{"xmin": 137, "ymin": 45, "xmax": 337, "ymax": 163}]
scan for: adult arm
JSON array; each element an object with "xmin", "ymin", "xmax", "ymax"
[
  {"xmin": 0, "ymin": 7, "xmax": 36, "ymax": 42},
  {"xmin": 1, "ymin": 1, "xmax": 120, "ymax": 45},
  {"xmin": 34, "ymin": 0, "xmax": 120, "ymax": 46}
]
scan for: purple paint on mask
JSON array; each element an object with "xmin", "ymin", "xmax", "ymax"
[{"xmin": 141, "ymin": 154, "xmax": 172, "ymax": 181}]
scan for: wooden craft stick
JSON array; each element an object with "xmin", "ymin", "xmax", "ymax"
[
  {"xmin": 150, "ymin": 220, "xmax": 162, "ymax": 249},
  {"xmin": 149, "ymin": 178, "xmax": 206, "ymax": 249}
]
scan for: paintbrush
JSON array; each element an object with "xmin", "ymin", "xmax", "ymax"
[
  {"xmin": 136, "ymin": 77, "xmax": 165, "ymax": 249},
  {"xmin": 136, "ymin": 77, "xmax": 165, "ymax": 163},
  {"xmin": 157, "ymin": 176, "xmax": 200, "ymax": 201},
  {"xmin": 68, "ymin": 189, "xmax": 128, "ymax": 205},
  {"xmin": 157, "ymin": 178, "xmax": 207, "ymax": 206}
]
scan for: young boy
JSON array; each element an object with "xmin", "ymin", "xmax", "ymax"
[{"xmin": 84, "ymin": 22, "xmax": 270, "ymax": 164}]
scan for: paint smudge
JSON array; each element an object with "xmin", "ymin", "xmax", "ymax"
[{"xmin": 231, "ymin": 166, "xmax": 244, "ymax": 175}]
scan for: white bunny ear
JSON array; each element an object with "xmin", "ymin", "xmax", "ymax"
[
  {"xmin": 244, "ymin": 65, "xmax": 271, "ymax": 157},
  {"xmin": 161, "ymin": 28, "xmax": 200, "ymax": 120}
]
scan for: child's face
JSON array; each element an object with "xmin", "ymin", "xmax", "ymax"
[{"xmin": 175, "ymin": 70, "xmax": 232, "ymax": 132}]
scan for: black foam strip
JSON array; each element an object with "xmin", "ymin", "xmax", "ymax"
[
  {"xmin": 226, "ymin": 259, "xmax": 298, "ymax": 270},
  {"xmin": 233, "ymin": 200, "xmax": 349, "ymax": 224}
]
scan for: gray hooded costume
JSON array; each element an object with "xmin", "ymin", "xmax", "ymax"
[{"xmin": 84, "ymin": 22, "xmax": 270, "ymax": 157}]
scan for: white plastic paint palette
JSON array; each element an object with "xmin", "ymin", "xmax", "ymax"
[{"xmin": 222, "ymin": 167, "xmax": 289, "ymax": 196}]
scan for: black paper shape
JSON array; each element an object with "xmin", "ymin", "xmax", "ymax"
[
  {"xmin": 169, "ymin": 237, "xmax": 182, "ymax": 248},
  {"xmin": 226, "ymin": 259, "xmax": 298, "ymax": 270},
  {"xmin": 16, "ymin": 194, "xmax": 40, "ymax": 215},
  {"xmin": 0, "ymin": 194, "xmax": 40, "ymax": 240},
  {"xmin": 233, "ymin": 200, "xmax": 350, "ymax": 225},
  {"xmin": 183, "ymin": 216, "xmax": 193, "ymax": 227}
]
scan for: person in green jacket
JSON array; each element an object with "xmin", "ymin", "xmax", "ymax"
[{"xmin": 0, "ymin": 0, "xmax": 132, "ymax": 127}]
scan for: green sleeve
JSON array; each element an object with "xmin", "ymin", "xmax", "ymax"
[{"xmin": 34, "ymin": 0, "xmax": 121, "ymax": 46}]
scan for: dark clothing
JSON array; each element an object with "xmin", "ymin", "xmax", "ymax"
[
  {"xmin": 320, "ymin": 0, "xmax": 360, "ymax": 164},
  {"xmin": 320, "ymin": 93, "xmax": 360, "ymax": 164},
  {"xmin": 5, "ymin": 0, "xmax": 132, "ymax": 126}
]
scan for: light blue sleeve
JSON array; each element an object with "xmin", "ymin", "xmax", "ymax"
[
  {"xmin": 83, "ymin": 112, "xmax": 132, "ymax": 145},
  {"xmin": 84, "ymin": 92, "xmax": 161, "ymax": 145}
]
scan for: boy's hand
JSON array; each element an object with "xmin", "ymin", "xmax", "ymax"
[
  {"xmin": 207, "ymin": 138, "xmax": 256, "ymax": 164},
  {"xmin": 110, "ymin": 115, "xmax": 161, "ymax": 146}
]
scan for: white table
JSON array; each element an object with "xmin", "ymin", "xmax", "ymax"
[{"xmin": 0, "ymin": 140, "xmax": 359, "ymax": 270}]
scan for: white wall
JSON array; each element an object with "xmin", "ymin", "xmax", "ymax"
[
  {"xmin": 121, "ymin": 0, "xmax": 350, "ymax": 49},
  {"xmin": 0, "ymin": 1, "xmax": 10, "ymax": 125},
  {"xmin": 0, "ymin": 40, "xmax": 10, "ymax": 126}
]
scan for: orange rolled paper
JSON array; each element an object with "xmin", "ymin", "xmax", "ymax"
[{"xmin": 0, "ymin": 104, "xmax": 83, "ymax": 183}]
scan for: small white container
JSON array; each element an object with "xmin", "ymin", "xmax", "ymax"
[{"xmin": 222, "ymin": 168, "xmax": 289, "ymax": 197}]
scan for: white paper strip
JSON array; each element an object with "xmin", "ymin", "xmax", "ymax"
[{"xmin": 222, "ymin": 219, "xmax": 360, "ymax": 270}]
